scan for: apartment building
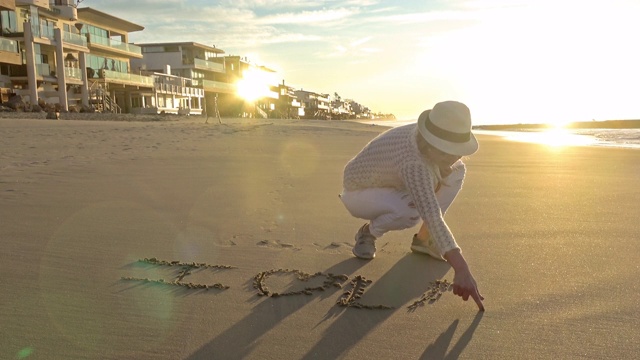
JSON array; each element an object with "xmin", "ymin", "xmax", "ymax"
[
  {"xmin": 1, "ymin": 0, "xmax": 89, "ymax": 109},
  {"xmin": 0, "ymin": 1, "xmax": 160, "ymax": 113},
  {"xmin": 76, "ymin": 6, "xmax": 157, "ymax": 113},
  {"xmin": 0, "ymin": 1, "xmax": 19, "ymax": 101},
  {"xmin": 0, "ymin": 2, "xmax": 347, "ymax": 119}
]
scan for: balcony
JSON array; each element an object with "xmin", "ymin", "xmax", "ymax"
[
  {"xmin": 31, "ymin": 23, "xmax": 55, "ymax": 41},
  {"xmin": 63, "ymin": 31, "xmax": 87, "ymax": 48},
  {"xmin": 7, "ymin": 64, "xmax": 53, "ymax": 77},
  {"xmin": 16, "ymin": 0, "xmax": 48, "ymax": 6},
  {"xmin": 156, "ymin": 83, "xmax": 204, "ymax": 97},
  {"xmin": 200, "ymin": 79, "xmax": 236, "ymax": 94},
  {"xmin": 64, "ymin": 67, "xmax": 82, "ymax": 80},
  {"xmin": 0, "ymin": 0, "xmax": 15, "ymax": 11},
  {"xmin": 87, "ymin": 34, "xmax": 142, "ymax": 58},
  {"xmin": 193, "ymin": 58, "xmax": 225, "ymax": 73},
  {"xmin": 101, "ymin": 69, "xmax": 153, "ymax": 87},
  {"xmin": 50, "ymin": 1, "xmax": 78, "ymax": 21},
  {"xmin": 0, "ymin": 37, "xmax": 20, "ymax": 64},
  {"xmin": 36, "ymin": 63, "xmax": 51, "ymax": 77}
]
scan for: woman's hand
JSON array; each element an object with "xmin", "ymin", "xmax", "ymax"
[
  {"xmin": 440, "ymin": 165, "xmax": 453, "ymax": 179},
  {"xmin": 444, "ymin": 249, "xmax": 485, "ymax": 311}
]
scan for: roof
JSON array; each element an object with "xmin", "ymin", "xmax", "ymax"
[
  {"xmin": 136, "ymin": 42, "xmax": 225, "ymax": 54},
  {"xmin": 77, "ymin": 7, "xmax": 144, "ymax": 33}
]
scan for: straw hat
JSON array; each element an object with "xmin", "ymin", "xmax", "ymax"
[{"xmin": 417, "ymin": 101, "xmax": 478, "ymax": 156}]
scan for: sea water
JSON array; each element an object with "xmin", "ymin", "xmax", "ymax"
[
  {"xmin": 359, "ymin": 119, "xmax": 640, "ymax": 149},
  {"xmin": 474, "ymin": 128, "xmax": 640, "ymax": 149}
]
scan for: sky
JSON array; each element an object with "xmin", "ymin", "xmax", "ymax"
[{"xmin": 84, "ymin": 0, "xmax": 640, "ymax": 125}]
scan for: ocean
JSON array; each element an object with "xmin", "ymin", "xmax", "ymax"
[{"xmin": 359, "ymin": 119, "xmax": 640, "ymax": 150}]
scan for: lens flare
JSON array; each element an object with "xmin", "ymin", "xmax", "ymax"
[
  {"xmin": 16, "ymin": 347, "xmax": 34, "ymax": 359},
  {"xmin": 236, "ymin": 67, "xmax": 276, "ymax": 102}
]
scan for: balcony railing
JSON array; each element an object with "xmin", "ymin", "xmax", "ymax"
[
  {"xmin": 87, "ymin": 34, "xmax": 142, "ymax": 56},
  {"xmin": 0, "ymin": 37, "xmax": 18, "ymax": 53},
  {"xmin": 193, "ymin": 58, "xmax": 224, "ymax": 72},
  {"xmin": 156, "ymin": 83, "xmax": 204, "ymax": 97},
  {"xmin": 102, "ymin": 69, "xmax": 153, "ymax": 86},
  {"xmin": 200, "ymin": 79, "xmax": 236, "ymax": 93},
  {"xmin": 32, "ymin": 23, "xmax": 55, "ymax": 40},
  {"xmin": 36, "ymin": 63, "xmax": 51, "ymax": 77},
  {"xmin": 63, "ymin": 31, "xmax": 87, "ymax": 47},
  {"xmin": 65, "ymin": 67, "xmax": 82, "ymax": 80}
]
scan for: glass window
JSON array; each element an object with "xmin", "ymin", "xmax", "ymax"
[
  {"xmin": 1, "ymin": 11, "xmax": 18, "ymax": 34},
  {"xmin": 142, "ymin": 46, "xmax": 164, "ymax": 53}
]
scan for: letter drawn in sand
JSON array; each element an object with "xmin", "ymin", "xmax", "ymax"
[
  {"xmin": 253, "ymin": 268, "xmax": 348, "ymax": 297},
  {"xmin": 121, "ymin": 257, "xmax": 235, "ymax": 290}
]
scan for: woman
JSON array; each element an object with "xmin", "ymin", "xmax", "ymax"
[{"xmin": 340, "ymin": 100, "xmax": 484, "ymax": 311}]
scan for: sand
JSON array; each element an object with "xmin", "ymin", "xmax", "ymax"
[{"xmin": 1, "ymin": 116, "xmax": 638, "ymax": 359}]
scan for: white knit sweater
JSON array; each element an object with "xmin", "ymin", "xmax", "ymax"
[{"xmin": 343, "ymin": 123, "xmax": 460, "ymax": 255}]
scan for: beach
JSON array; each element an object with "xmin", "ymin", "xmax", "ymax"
[{"xmin": 1, "ymin": 116, "xmax": 639, "ymax": 359}]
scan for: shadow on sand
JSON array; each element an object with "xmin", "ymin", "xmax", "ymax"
[
  {"xmin": 185, "ymin": 258, "xmax": 367, "ymax": 360},
  {"xmin": 420, "ymin": 312, "xmax": 484, "ymax": 359},
  {"xmin": 300, "ymin": 254, "xmax": 454, "ymax": 359},
  {"xmin": 186, "ymin": 253, "xmax": 482, "ymax": 359}
]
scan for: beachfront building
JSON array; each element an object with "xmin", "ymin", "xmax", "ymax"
[
  {"xmin": 273, "ymin": 80, "xmax": 302, "ymax": 119},
  {"xmin": 1, "ymin": 0, "xmax": 90, "ymax": 110},
  {"xmin": 133, "ymin": 44, "xmax": 281, "ymax": 118},
  {"xmin": 76, "ymin": 6, "xmax": 153, "ymax": 113},
  {"xmin": 294, "ymin": 90, "xmax": 330, "ymax": 119},
  {"xmin": 131, "ymin": 42, "xmax": 228, "ymax": 116},
  {"xmin": 0, "ymin": 1, "xmax": 20, "ymax": 102},
  {"xmin": 225, "ymin": 55, "xmax": 278, "ymax": 118},
  {"xmin": 0, "ymin": 1, "xmax": 153, "ymax": 113},
  {"xmin": 130, "ymin": 71, "xmax": 204, "ymax": 115},
  {"xmin": 349, "ymin": 100, "xmax": 372, "ymax": 119},
  {"xmin": 331, "ymin": 97, "xmax": 352, "ymax": 120}
]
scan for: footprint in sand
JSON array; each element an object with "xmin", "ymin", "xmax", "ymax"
[
  {"xmin": 313, "ymin": 242, "xmax": 352, "ymax": 253},
  {"xmin": 211, "ymin": 239, "xmax": 237, "ymax": 247},
  {"xmin": 256, "ymin": 239, "xmax": 299, "ymax": 250}
]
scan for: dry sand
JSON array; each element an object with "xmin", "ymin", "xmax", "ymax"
[{"xmin": 1, "ymin": 116, "xmax": 638, "ymax": 359}]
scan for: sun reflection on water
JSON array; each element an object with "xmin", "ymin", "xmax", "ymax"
[{"xmin": 502, "ymin": 128, "xmax": 597, "ymax": 147}]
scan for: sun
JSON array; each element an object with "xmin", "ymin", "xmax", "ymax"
[{"xmin": 236, "ymin": 67, "xmax": 275, "ymax": 102}]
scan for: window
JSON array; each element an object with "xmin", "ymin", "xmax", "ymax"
[
  {"xmin": 1, "ymin": 11, "xmax": 18, "ymax": 35},
  {"xmin": 142, "ymin": 46, "xmax": 165, "ymax": 53},
  {"xmin": 40, "ymin": 18, "xmax": 55, "ymax": 39}
]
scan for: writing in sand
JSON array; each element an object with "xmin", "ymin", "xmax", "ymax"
[{"xmin": 122, "ymin": 257, "xmax": 453, "ymax": 311}]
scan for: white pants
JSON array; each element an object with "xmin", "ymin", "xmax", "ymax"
[{"xmin": 340, "ymin": 162, "xmax": 465, "ymax": 238}]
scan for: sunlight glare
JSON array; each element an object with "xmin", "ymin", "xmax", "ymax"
[
  {"xmin": 236, "ymin": 67, "xmax": 276, "ymax": 102},
  {"xmin": 548, "ymin": 120, "xmax": 573, "ymax": 129},
  {"xmin": 504, "ymin": 128, "xmax": 595, "ymax": 147},
  {"xmin": 409, "ymin": 1, "xmax": 640, "ymax": 125}
]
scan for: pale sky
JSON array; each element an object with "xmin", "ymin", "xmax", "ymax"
[{"xmin": 86, "ymin": 0, "xmax": 640, "ymax": 125}]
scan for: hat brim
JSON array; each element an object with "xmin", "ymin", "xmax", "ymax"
[{"xmin": 418, "ymin": 110, "xmax": 479, "ymax": 156}]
